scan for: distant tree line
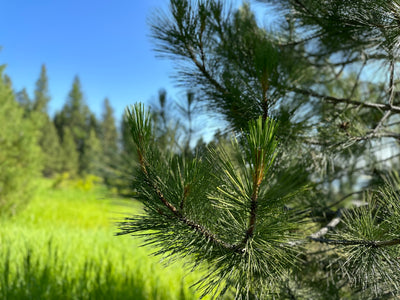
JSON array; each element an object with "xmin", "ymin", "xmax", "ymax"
[
  {"xmin": 18, "ymin": 65, "xmax": 121, "ymax": 179},
  {"xmin": 0, "ymin": 64, "xmax": 127, "ymax": 214},
  {"xmin": 0, "ymin": 62, "xmax": 205, "ymax": 215}
]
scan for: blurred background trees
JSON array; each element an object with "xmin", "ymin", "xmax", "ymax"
[
  {"xmin": 0, "ymin": 66, "xmax": 42, "ymax": 215},
  {"xmin": 0, "ymin": 63, "xmax": 124, "ymax": 214}
]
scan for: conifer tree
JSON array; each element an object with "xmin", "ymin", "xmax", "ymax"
[
  {"xmin": 99, "ymin": 98, "xmax": 118, "ymax": 181},
  {"xmin": 33, "ymin": 64, "xmax": 50, "ymax": 113},
  {"xmin": 81, "ymin": 128, "xmax": 102, "ymax": 176},
  {"xmin": 88, "ymin": 112, "xmax": 101, "ymax": 137},
  {"xmin": 121, "ymin": 112, "xmax": 136, "ymax": 156},
  {"xmin": 31, "ymin": 64, "xmax": 63, "ymax": 177},
  {"xmin": 151, "ymin": 89, "xmax": 180, "ymax": 151},
  {"xmin": 176, "ymin": 90, "xmax": 202, "ymax": 154},
  {"xmin": 62, "ymin": 76, "xmax": 89, "ymax": 150},
  {"xmin": 118, "ymin": 1, "xmax": 400, "ymax": 298},
  {"xmin": 16, "ymin": 88, "xmax": 32, "ymax": 112},
  {"xmin": 60, "ymin": 127, "xmax": 79, "ymax": 177},
  {"xmin": 112, "ymin": 113, "xmax": 139, "ymax": 197},
  {"xmin": 56, "ymin": 76, "xmax": 93, "ymax": 175},
  {"xmin": 100, "ymin": 98, "xmax": 118, "ymax": 152},
  {"xmin": 0, "ymin": 66, "xmax": 42, "ymax": 215},
  {"xmin": 40, "ymin": 117, "xmax": 63, "ymax": 177}
]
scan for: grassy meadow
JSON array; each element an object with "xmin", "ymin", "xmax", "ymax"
[{"xmin": 0, "ymin": 178, "xmax": 209, "ymax": 300}]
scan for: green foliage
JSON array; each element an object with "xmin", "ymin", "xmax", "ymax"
[
  {"xmin": 81, "ymin": 128, "xmax": 102, "ymax": 176},
  {"xmin": 40, "ymin": 116, "xmax": 63, "ymax": 177},
  {"xmin": 0, "ymin": 179, "xmax": 212, "ymax": 300},
  {"xmin": 29, "ymin": 65, "xmax": 63, "ymax": 177},
  {"xmin": 16, "ymin": 88, "xmax": 32, "ymax": 112},
  {"xmin": 271, "ymin": 0, "xmax": 400, "ymax": 57},
  {"xmin": 100, "ymin": 98, "xmax": 118, "ymax": 158},
  {"xmin": 0, "ymin": 66, "xmax": 42, "ymax": 215},
  {"xmin": 117, "ymin": 1, "xmax": 400, "ymax": 298},
  {"xmin": 119, "ymin": 104, "xmax": 310, "ymax": 298},
  {"xmin": 321, "ymin": 179, "xmax": 400, "ymax": 298},
  {"xmin": 33, "ymin": 64, "xmax": 50, "ymax": 113},
  {"xmin": 121, "ymin": 112, "xmax": 137, "ymax": 156},
  {"xmin": 150, "ymin": 89, "xmax": 182, "ymax": 152},
  {"xmin": 54, "ymin": 76, "xmax": 96, "ymax": 175},
  {"xmin": 51, "ymin": 172, "xmax": 72, "ymax": 189},
  {"xmin": 99, "ymin": 98, "xmax": 119, "ymax": 183},
  {"xmin": 151, "ymin": 0, "xmax": 310, "ymax": 133},
  {"xmin": 60, "ymin": 127, "xmax": 80, "ymax": 177},
  {"xmin": 74, "ymin": 174, "xmax": 103, "ymax": 191}
]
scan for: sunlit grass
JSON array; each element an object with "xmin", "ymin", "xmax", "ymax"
[{"xmin": 0, "ymin": 178, "xmax": 208, "ymax": 299}]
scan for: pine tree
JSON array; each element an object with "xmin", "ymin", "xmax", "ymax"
[
  {"xmin": 60, "ymin": 127, "xmax": 79, "ymax": 177},
  {"xmin": 81, "ymin": 128, "xmax": 102, "ymax": 176},
  {"xmin": 31, "ymin": 64, "xmax": 63, "ymax": 177},
  {"xmin": 16, "ymin": 88, "xmax": 32, "ymax": 112},
  {"xmin": 99, "ymin": 98, "xmax": 118, "ymax": 182},
  {"xmin": 33, "ymin": 64, "xmax": 50, "ymax": 113},
  {"xmin": 175, "ymin": 90, "xmax": 202, "ymax": 154},
  {"xmin": 40, "ymin": 117, "xmax": 63, "ymax": 177},
  {"xmin": 100, "ymin": 98, "xmax": 118, "ymax": 152},
  {"xmin": 63, "ymin": 76, "xmax": 88, "ymax": 151},
  {"xmin": 56, "ymin": 76, "xmax": 93, "ymax": 175},
  {"xmin": 0, "ymin": 66, "xmax": 42, "ymax": 215},
  {"xmin": 111, "ymin": 112, "xmax": 139, "ymax": 197},
  {"xmin": 121, "ymin": 112, "xmax": 136, "ymax": 156},
  {"xmin": 151, "ymin": 89, "xmax": 180, "ymax": 151},
  {"xmin": 118, "ymin": 1, "xmax": 400, "ymax": 299}
]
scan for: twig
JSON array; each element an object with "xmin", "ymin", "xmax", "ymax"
[
  {"xmin": 348, "ymin": 57, "xmax": 367, "ymax": 99},
  {"xmin": 137, "ymin": 149, "xmax": 242, "ymax": 252},
  {"xmin": 388, "ymin": 60, "xmax": 395, "ymax": 107},
  {"xmin": 291, "ymin": 87, "xmax": 400, "ymax": 114},
  {"xmin": 185, "ymin": 42, "xmax": 228, "ymax": 95},
  {"xmin": 327, "ymin": 191, "xmax": 364, "ymax": 209},
  {"xmin": 310, "ymin": 237, "xmax": 400, "ymax": 248},
  {"xmin": 309, "ymin": 209, "xmax": 343, "ymax": 240}
]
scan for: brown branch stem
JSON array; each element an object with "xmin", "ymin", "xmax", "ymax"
[
  {"xmin": 309, "ymin": 209, "xmax": 343, "ymax": 240},
  {"xmin": 389, "ymin": 60, "xmax": 395, "ymax": 106},
  {"xmin": 291, "ymin": 87, "xmax": 400, "ymax": 114},
  {"xmin": 310, "ymin": 237, "xmax": 400, "ymax": 248},
  {"xmin": 241, "ymin": 160, "xmax": 263, "ymax": 246},
  {"xmin": 186, "ymin": 43, "xmax": 228, "ymax": 95},
  {"xmin": 137, "ymin": 150, "xmax": 242, "ymax": 252}
]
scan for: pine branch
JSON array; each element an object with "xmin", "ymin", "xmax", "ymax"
[
  {"xmin": 291, "ymin": 87, "xmax": 400, "ymax": 114},
  {"xmin": 178, "ymin": 215, "xmax": 238, "ymax": 250},
  {"xmin": 302, "ymin": 54, "xmax": 392, "ymax": 68},
  {"xmin": 389, "ymin": 60, "xmax": 395, "ymax": 107},
  {"xmin": 137, "ymin": 143, "xmax": 240, "ymax": 251},
  {"xmin": 344, "ymin": 131, "xmax": 400, "ymax": 144},
  {"xmin": 242, "ymin": 170, "xmax": 261, "ymax": 244},
  {"xmin": 277, "ymin": 32, "xmax": 325, "ymax": 47},
  {"xmin": 185, "ymin": 41, "xmax": 228, "ymax": 96},
  {"xmin": 309, "ymin": 209, "xmax": 342, "ymax": 240},
  {"xmin": 348, "ymin": 58, "xmax": 366, "ymax": 99},
  {"xmin": 310, "ymin": 237, "xmax": 400, "ymax": 248}
]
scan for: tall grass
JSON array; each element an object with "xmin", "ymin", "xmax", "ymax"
[{"xmin": 0, "ymin": 179, "xmax": 207, "ymax": 299}]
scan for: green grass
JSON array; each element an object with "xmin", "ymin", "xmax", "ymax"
[{"xmin": 0, "ymin": 179, "xmax": 207, "ymax": 300}]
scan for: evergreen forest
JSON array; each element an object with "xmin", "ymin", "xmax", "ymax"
[{"xmin": 2, "ymin": 0, "xmax": 400, "ymax": 299}]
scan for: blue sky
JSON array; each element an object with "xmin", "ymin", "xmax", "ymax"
[
  {"xmin": 0, "ymin": 0, "xmax": 179, "ymax": 121},
  {"xmin": 0, "ymin": 0, "xmax": 270, "ymax": 125}
]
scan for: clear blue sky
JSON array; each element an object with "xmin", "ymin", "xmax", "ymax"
[
  {"xmin": 0, "ymin": 0, "xmax": 268, "ymax": 124},
  {"xmin": 0, "ymin": 0, "xmax": 180, "ymax": 121}
]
